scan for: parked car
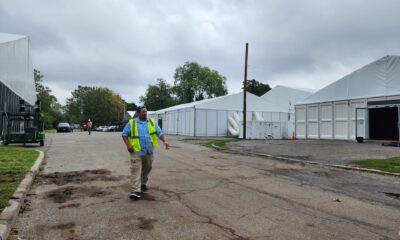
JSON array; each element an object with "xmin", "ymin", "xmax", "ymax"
[
  {"xmin": 106, "ymin": 125, "xmax": 117, "ymax": 132},
  {"xmin": 94, "ymin": 125, "xmax": 107, "ymax": 132},
  {"xmin": 71, "ymin": 124, "xmax": 81, "ymax": 130},
  {"xmin": 57, "ymin": 122, "xmax": 72, "ymax": 132}
]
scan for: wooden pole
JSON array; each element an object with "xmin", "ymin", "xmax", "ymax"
[{"xmin": 243, "ymin": 43, "xmax": 248, "ymax": 139}]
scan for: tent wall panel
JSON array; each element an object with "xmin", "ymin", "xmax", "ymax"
[
  {"xmin": 319, "ymin": 103, "xmax": 333, "ymax": 139},
  {"xmin": 206, "ymin": 110, "xmax": 217, "ymax": 136},
  {"xmin": 195, "ymin": 109, "xmax": 207, "ymax": 136},
  {"xmin": 295, "ymin": 106, "xmax": 306, "ymax": 138},
  {"xmin": 280, "ymin": 113, "xmax": 287, "ymax": 122},
  {"xmin": 262, "ymin": 112, "xmax": 272, "ymax": 121},
  {"xmin": 217, "ymin": 111, "xmax": 228, "ymax": 136},
  {"xmin": 271, "ymin": 112, "xmax": 280, "ymax": 122},
  {"xmin": 307, "ymin": 105, "xmax": 319, "ymax": 138},
  {"xmin": 334, "ymin": 101, "xmax": 349, "ymax": 139}
]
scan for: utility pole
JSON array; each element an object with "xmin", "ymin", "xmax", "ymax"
[{"xmin": 243, "ymin": 43, "xmax": 248, "ymax": 140}]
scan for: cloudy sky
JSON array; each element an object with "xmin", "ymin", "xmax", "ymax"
[{"xmin": 1, "ymin": 0, "xmax": 400, "ymax": 104}]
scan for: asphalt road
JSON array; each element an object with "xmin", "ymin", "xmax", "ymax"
[{"xmin": 12, "ymin": 132, "xmax": 400, "ymax": 240}]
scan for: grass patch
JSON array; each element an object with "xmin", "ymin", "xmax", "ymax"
[
  {"xmin": 44, "ymin": 129, "xmax": 56, "ymax": 133},
  {"xmin": 205, "ymin": 139, "xmax": 240, "ymax": 149},
  {"xmin": 349, "ymin": 157, "xmax": 400, "ymax": 173},
  {"xmin": 0, "ymin": 147, "xmax": 39, "ymax": 212}
]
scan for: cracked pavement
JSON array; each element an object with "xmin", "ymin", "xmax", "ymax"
[{"xmin": 10, "ymin": 132, "xmax": 400, "ymax": 239}]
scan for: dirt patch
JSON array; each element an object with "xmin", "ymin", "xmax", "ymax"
[
  {"xmin": 37, "ymin": 169, "xmax": 121, "ymax": 186},
  {"xmin": 48, "ymin": 186, "xmax": 78, "ymax": 203},
  {"xmin": 89, "ymin": 190, "xmax": 109, "ymax": 197},
  {"xmin": 52, "ymin": 222, "xmax": 80, "ymax": 240},
  {"xmin": 138, "ymin": 217, "xmax": 158, "ymax": 230},
  {"xmin": 47, "ymin": 186, "xmax": 111, "ymax": 203},
  {"xmin": 141, "ymin": 194, "xmax": 156, "ymax": 201},
  {"xmin": 59, "ymin": 203, "xmax": 81, "ymax": 209},
  {"xmin": 19, "ymin": 198, "xmax": 32, "ymax": 213}
]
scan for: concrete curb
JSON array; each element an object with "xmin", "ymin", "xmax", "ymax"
[
  {"xmin": 211, "ymin": 144, "xmax": 400, "ymax": 177},
  {"xmin": 0, "ymin": 150, "xmax": 44, "ymax": 240}
]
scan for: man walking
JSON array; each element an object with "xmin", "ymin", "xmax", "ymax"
[
  {"xmin": 87, "ymin": 119, "xmax": 92, "ymax": 135},
  {"xmin": 121, "ymin": 105, "xmax": 169, "ymax": 200}
]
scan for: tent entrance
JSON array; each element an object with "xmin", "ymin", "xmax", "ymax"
[{"xmin": 369, "ymin": 107, "xmax": 399, "ymax": 140}]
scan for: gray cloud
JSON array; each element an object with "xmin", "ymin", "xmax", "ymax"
[{"xmin": 1, "ymin": 0, "xmax": 400, "ymax": 104}]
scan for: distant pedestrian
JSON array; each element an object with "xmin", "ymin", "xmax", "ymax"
[
  {"xmin": 87, "ymin": 119, "xmax": 92, "ymax": 135},
  {"xmin": 122, "ymin": 105, "xmax": 170, "ymax": 201}
]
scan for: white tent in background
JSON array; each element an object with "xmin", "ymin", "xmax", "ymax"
[
  {"xmin": 261, "ymin": 85, "xmax": 314, "ymax": 113},
  {"xmin": 296, "ymin": 55, "xmax": 400, "ymax": 141},
  {"xmin": 148, "ymin": 91, "xmax": 290, "ymax": 138},
  {"xmin": 261, "ymin": 85, "xmax": 314, "ymax": 138}
]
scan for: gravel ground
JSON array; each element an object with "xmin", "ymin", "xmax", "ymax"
[{"xmin": 227, "ymin": 139, "xmax": 400, "ymax": 165}]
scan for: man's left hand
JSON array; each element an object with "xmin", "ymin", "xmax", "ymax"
[{"xmin": 164, "ymin": 142, "xmax": 170, "ymax": 150}]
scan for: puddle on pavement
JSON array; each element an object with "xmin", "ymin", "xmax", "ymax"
[
  {"xmin": 47, "ymin": 186, "xmax": 111, "ymax": 203},
  {"xmin": 383, "ymin": 192, "xmax": 400, "ymax": 199},
  {"xmin": 37, "ymin": 169, "xmax": 121, "ymax": 186},
  {"xmin": 138, "ymin": 217, "xmax": 158, "ymax": 230}
]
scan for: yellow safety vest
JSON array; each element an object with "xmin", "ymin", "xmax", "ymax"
[{"xmin": 129, "ymin": 118, "xmax": 159, "ymax": 152}]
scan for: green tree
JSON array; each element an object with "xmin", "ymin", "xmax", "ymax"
[
  {"xmin": 173, "ymin": 62, "xmax": 228, "ymax": 103},
  {"xmin": 65, "ymin": 86, "xmax": 125, "ymax": 125},
  {"xmin": 246, "ymin": 79, "xmax": 271, "ymax": 96},
  {"xmin": 140, "ymin": 78, "xmax": 177, "ymax": 111},
  {"xmin": 34, "ymin": 69, "xmax": 63, "ymax": 129},
  {"xmin": 125, "ymin": 102, "xmax": 137, "ymax": 111}
]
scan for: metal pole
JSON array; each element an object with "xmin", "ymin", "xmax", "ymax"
[{"xmin": 243, "ymin": 43, "xmax": 248, "ymax": 139}]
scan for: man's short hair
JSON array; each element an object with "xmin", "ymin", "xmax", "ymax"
[{"xmin": 136, "ymin": 105, "xmax": 146, "ymax": 112}]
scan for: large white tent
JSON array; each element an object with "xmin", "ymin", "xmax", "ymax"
[
  {"xmin": 149, "ymin": 92, "xmax": 290, "ymax": 137},
  {"xmin": 295, "ymin": 55, "xmax": 400, "ymax": 141}
]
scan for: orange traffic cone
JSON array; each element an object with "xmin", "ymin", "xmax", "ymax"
[{"xmin": 291, "ymin": 132, "xmax": 296, "ymax": 140}]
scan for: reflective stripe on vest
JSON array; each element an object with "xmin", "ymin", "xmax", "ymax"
[{"xmin": 129, "ymin": 118, "xmax": 159, "ymax": 152}]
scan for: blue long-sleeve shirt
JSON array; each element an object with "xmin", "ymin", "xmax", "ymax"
[{"xmin": 122, "ymin": 118, "xmax": 164, "ymax": 156}]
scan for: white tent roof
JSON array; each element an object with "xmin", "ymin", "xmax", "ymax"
[
  {"xmin": 154, "ymin": 91, "xmax": 288, "ymax": 114},
  {"xmin": 0, "ymin": 33, "xmax": 25, "ymax": 43},
  {"xmin": 298, "ymin": 55, "xmax": 400, "ymax": 105},
  {"xmin": 261, "ymin": 85, "xmax": 313, "ymax": 112},
  {"xmin": 0, "ymin": 33, "xmax": 36, "ymax": 105}
]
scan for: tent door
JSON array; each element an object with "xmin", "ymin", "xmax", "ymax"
[{"xmin": 368, "ymin": 107, "xmax": 399, "ymax": 141}]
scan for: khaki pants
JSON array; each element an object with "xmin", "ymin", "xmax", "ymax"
[{"xmin": 130, "ymin": 154, "xmax": 154, "ymax": 193}]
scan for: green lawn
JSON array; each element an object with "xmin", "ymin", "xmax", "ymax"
[
  {"xmin": 0, "ymin": 147, "xmax": 39, "ymax": 212},
  {"xmin": 349, "ymin": 157, "xmax": 400, "ymax": 173},
  {"xmin": 44, "ymin": 129, "xmax": 56, "ymax": 133},
  {"xmin": 205, "ymin": 139, "xmax": 240, "ymax": 149}
]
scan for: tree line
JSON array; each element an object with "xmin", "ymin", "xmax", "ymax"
[{"xmin": 35, "ymin": 61, "xmax": 270, "ymax": 129}]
